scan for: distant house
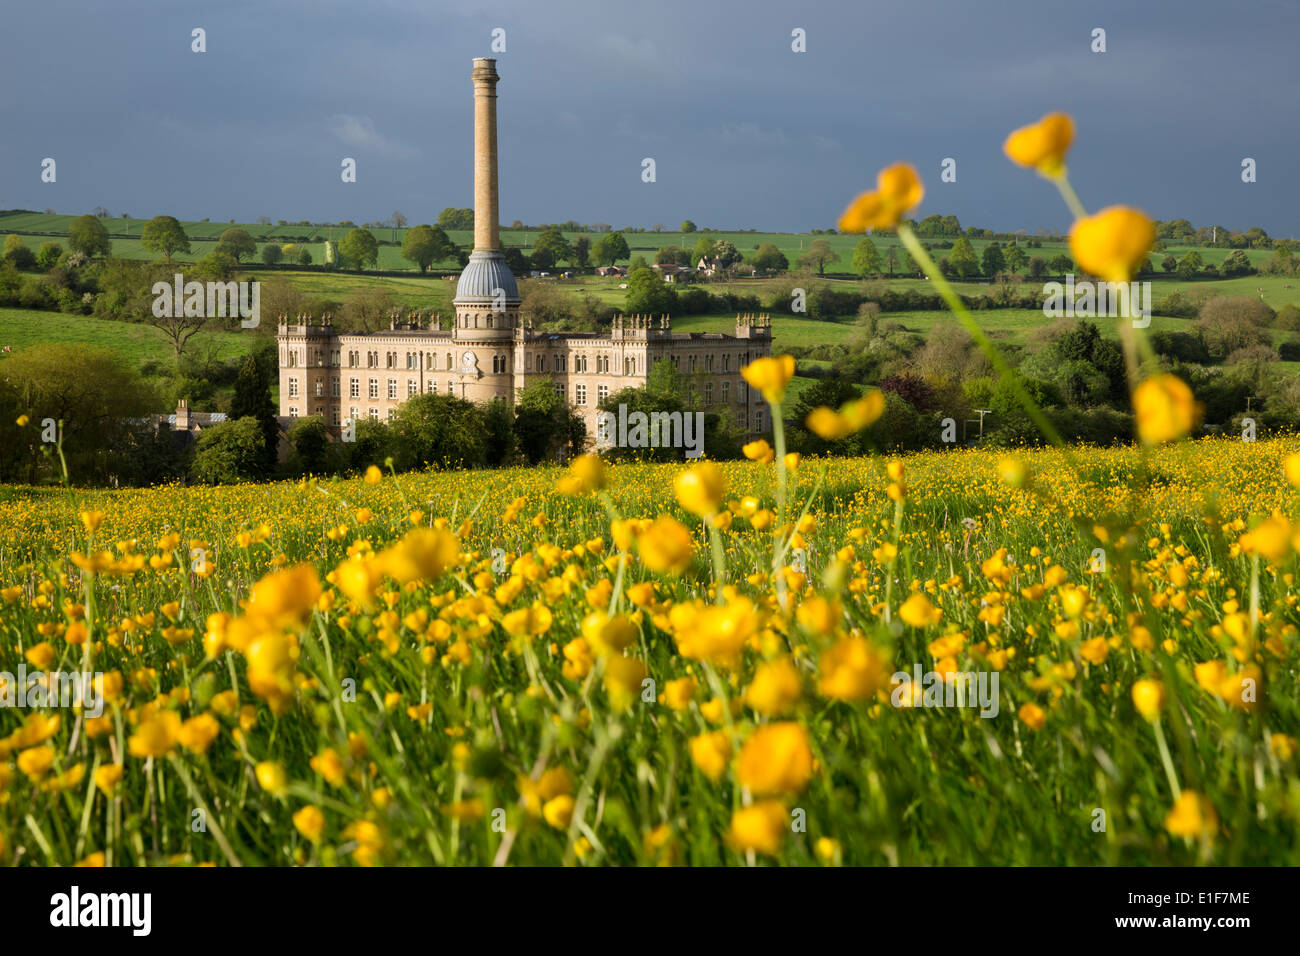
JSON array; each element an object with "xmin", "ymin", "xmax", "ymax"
[
  {"xmin": 651, "ymin": 263, "xmax": 696, "ymax": 283},
  {"xmin": 157, "ymin": 400, "xmax": 227, "ymax": 446},
  {"xmin": 595, "ymin": 265, "xmax": 626, "ymax": 277},
  {"xmin": 696, "ymin": 256, "xmax": 720, "ymax": 276},
  {"xmin": 156, "ymin": 400, "xmax": 293, "ymax": 463}
]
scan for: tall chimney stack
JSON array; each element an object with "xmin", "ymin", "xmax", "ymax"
[{"xmin": 471, "ymin": 58, "xmax": 501, "ymax": 253}]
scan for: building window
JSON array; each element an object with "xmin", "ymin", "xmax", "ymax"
[
  {"xmin": 755, "ymin": 409, "xmax": 764, "ymax": 431},
  {"xmin": 598, "ymin": 384, "xmax": 609, "ymax": 401},
  {"xmin": 447, "ymin": 379, "xmax": 454, "ymax": 395},
  {"xmin": 388, "ymin": 408, "xmax": 397, "ymax": 421},
  {"xmin": 407, "ymin": 380, "xmax": 417, "ymax": 397},
  {"xmin": 722, "ymin": 355, "xmax": 730, "ymax": 372},
  {"xmin": 576, "ymin": 384, "xmax": 587, "ymax": 405},
  {"xmin": 315, "ymin": 380, "xmax": 323, "ymax": 397},
  {"xmin": 349, "ymin": 407, "xmax": 358, "ymax": 421},
  {"xmin": 288, "ymin": 378, "xmax": 299, "ymax": 398},
  {"xmin": 289, "ymin": 406, "xmax": 298, "ymax": 418},
  {"xmin": 446, "ymin": 353, "xmax": 453, "ymax": 369},
  {"xmin": 429, "ymin": 381, "xmax": 437, "ymax": 394},
  {"xmin": 625, "ymin": 357, "xmax": 633, "ymax": 375},
  {"xmin": 332, "ymin": 407, "xmax": 340, "ymax": 425},
  {"xmin": 556, "ymin": 355, "xmax": 566, "ymax": 373},
  {"xmin": 331, "ymin": 379, "xmax": 340, "ymax": 398},
  {"xmin": 738, "ymin": 382, "xmax": 748, "ymax": 402},
  {"xmin": 368, "ymin": 408, "xmax": 379, "ymax": 420},
  {"xmin": 554, "ymin": 384, "xmax": 564, "ymax": 398},
  {"xmin": 536, "ymin": 355, "xmax": 545, "ymax": 372},
  {"xmin": 705, "ymin": 382, "xmax": 713, "ymax": 404},
  {"xmin": 721, "ymin": 381, "xmax": 730, "ymax": 403},
  {"xmin": 689, "ymin": 356, "xmax": 697, "ymax": 372},
  {"xmin": 388, "ymin": 379, "xmax": 398, "ymax": 400},
  {"xmin": 350, "ymin": 378, "xmax": 360, "ymax": 399},
  {"xmin": 369, "ymin": 379, "xmax": 379, "ymax": 400}
]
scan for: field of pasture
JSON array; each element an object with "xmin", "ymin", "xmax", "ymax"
[{"xmin": 1, "ymin": 437, "xmax": 1298, "ymax": 866}]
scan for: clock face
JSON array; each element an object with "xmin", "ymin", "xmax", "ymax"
[{"xmin": 462, "ymin": 352, "xmax": 475, "ymax": 368}]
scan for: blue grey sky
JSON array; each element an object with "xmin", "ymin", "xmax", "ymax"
[{"xmin": 2, "ymin": 0, "xmax": 1296, "ymax": 236}]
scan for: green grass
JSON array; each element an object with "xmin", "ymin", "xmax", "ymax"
[{"xmin": 0, "ymin": 307, "xmax": 253, "ymax": 369}]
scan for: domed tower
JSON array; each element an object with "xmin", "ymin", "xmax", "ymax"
[{"xmin": 452, "ymin": 58, "xmax": 518, "ymax": 400}]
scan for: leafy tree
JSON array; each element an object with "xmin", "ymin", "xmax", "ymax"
[
  {"xmin": 347, "ymin": 419, "xmax": 398, "ymax": 471},
  {"xmin": 230, "ymin": 354, "xmax": 279, "ymax": 474},
  {"xmin": 1047, "ymin": 253, "xmax": 1074, "ymax": 274},
  {"xmin": 680, "ymin": 220, "xmax": 697, "ymax": 233},
  {"xmin": 597, "ymin": 359, "xmax": 741, "ymax": 462},
  {"xmin": 656, "ymin": 246, "xmax": 691, "ymax": 266},
  {"xmin": 437, "ymin": 208, "xmax": 475, "ymax": 231},
  {"xmin": 711, "ymin": 240, "xmax": 742, "ymax": 270},
  {"xmin": 592, "ymin": 232, "xmax": 629, "ymax": 265},
  {"xmin": 1221, "ymin": 249, "xmax": 1253, "ymax": 277},
  {"xmin": 949, "ymin": 237, "xmax": 979, "ymax": 278},
  {"xmin": 393, "ymin": 393, "xmax": 486, "ymax": 469},
  {"xmin": 191, "ymin": 417, "xmax": 267, "ymax": 484},
  {"xmin": 692, "ymin": 236, "xmax": 717, "ymax": 264},
  {"xmin": 401, "ymin": 224, "xmax": 457, "ymax": 273},
  {"xmin": 1176, "ymin": 250, "xmax": 1203, "ymax": 280},
  {"xmin": 572, "ymin": 236, "xmax": 591, "ymax": 269},
  {"xmin": 851, "ymin": 238, "xmax": 881, "ymax": 277},
  {"xmin": 36, "ymin": 241, "xmax": 62, "ymax": 270},
  {"xmin": 515, "ymin": 378, "xmax": 583, "ymax": 463},
  {"xmin": 625, "ymin": 267, "xmax": 677, "ymax": 315},
  {"xmin": 483, "ymin": 397, "xmax": 516, "ymax": 465},
  {"xmin": 261, "ymin": 243, "xmax": 283, "ymax": 265},
  {"xmin": 297, "ymin": 247, "xmax": 313, "ymax": 265},
  {"xmin": 1003, "ymin": 242, "xmax": 1027, "ymax": 273},
  {"xmin": 884, "ymin": 246, "xmax": 899, "ymax": 276},
  {"xmin": 1196, "ymin": 296, "xmax": 1273, "ymax": 360},
  {"xmin": 216, "ymin": 228, "xmax": 256, "ymax": 263},
  {"xmin": 0, "ymin": 344, "xmax": 158, "ymax": 484},
  {"xmin": 796, "ymin": 238, "xmax": 839, "ymax": 276},
  {"xmin": 1027, "ymin": 256, "xmax": 1048, "ymax": 278},
  {"xmin": 141, "ymin": 216, "xmax": 191, "ymax": 262},
  {"xmin": 751, "ymin": 243, "xmax": 788, "ymax": 273},
  {"xmin": 790, "ymin": 379, "xmax": 866, "ymax": 455},
  {"xmin": 339, "ymin": 228, "xmax": 379, "ymax": 270},
  {"xmin": 339, "ymin": 286, "xmax": 397, "ymax": 333},
  {"xmin": 288, "ymin": 416, "xmax": 332, "ymax": 474},
  {"xmin": 532, "ymin": 228, "xmax": 572, "ymax": 270},
  {"xmin": 981, "ymin": 242, "xmax": 1005, "ymax": 276},
  {"xmin": 68, "ymin": 215, "xmax": 112, "ymax": 258},
  {"xmin": 2, "ymin": 235, "xmax": 35, "ymax": 271},
  {"xmin": 1161, "ymin": 255, "xmax": 1178, "ymax": 272},
  {"xmin": 504, "ymin": 247, "xmax": 530, "ymax": 274}
]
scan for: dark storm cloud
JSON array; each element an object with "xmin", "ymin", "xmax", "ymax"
[{"xmin": 1, "ymin": 0, "xmax": 1295, "ymax": 235}]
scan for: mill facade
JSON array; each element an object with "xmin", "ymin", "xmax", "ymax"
[{"xmin": 277, "ymin": 58, "xmax": 773, "ymax": 442}]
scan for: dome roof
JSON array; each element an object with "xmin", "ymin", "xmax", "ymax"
[{"xmin": 454, "ymin": 251, "xmax": 519, "ymax": 303}]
